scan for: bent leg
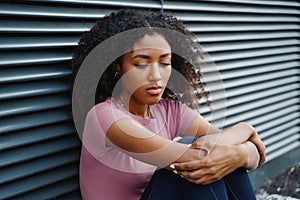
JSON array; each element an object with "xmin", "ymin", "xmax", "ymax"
[
  {"xmin": 141, "ymin": 168, "xmax": 229, "ymax": 200},
  {"xmin": 141, "ymin": 136, "xmax": 229, "ymax": 200},
  {"xmin": 140, "ymin": 169, "xmax": 183, "ymax": 200},
  {"xmin": 224, "ymin": 168, "xmax": 257, "ymax": 200}
]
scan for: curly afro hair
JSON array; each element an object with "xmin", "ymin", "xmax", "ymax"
[{"xmin": 71, "ymin": 8, "xmax": 209, "ymax": 109}]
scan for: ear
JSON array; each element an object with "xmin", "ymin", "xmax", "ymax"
[{"xmin": 115, "ymin": 63, "xmax": 122, "ymax": 75}]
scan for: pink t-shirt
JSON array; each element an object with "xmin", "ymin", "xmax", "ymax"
[{"xmin": 80, "ymin": 97, "xmax": 198, "ymax": 200}]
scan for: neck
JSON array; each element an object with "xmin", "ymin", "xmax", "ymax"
[{"xmin": 118, "ymin": 94, "xmax": 151, "ymax": 119}]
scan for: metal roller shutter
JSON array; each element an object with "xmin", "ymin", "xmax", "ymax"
[
  {"xmin": 0, "ymin": 1, "xmax": 162, "ymax": 199},
  {"xmin": 0, "ymin": 0, "xmax": 299, "ymax": 198},
  {"xmin": 163, "ymin": 0, "xmax": 300, "ymax": 162}
]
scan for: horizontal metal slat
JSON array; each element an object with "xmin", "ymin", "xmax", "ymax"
[
  {"xmin": 203, "ymin": 38, "xmax": 300, "ymax": 53},
  {"xmin": 0, "ymin": 123, "xmax": 76, "ymax": 151},
  {"xmin": 0, "ymin": 20, "xmax": 92, "ymax": 33},
  {"xmin": 0, "ymin": 65, "xmax": 71, "ymax": 84},
  {"xmin": 264, "ymin": 126, "xmax": 300, "ymax": 146},
  {"xmin": 23, "ymin": 0, "xmax": 161, "ymax": 8},
  {"xmin": 209, "ymin": 46, "xmax": 300, "ymax": 63},
  {"xmin": 13, "ymin": 177, "xmax": 80, "ymax": 200},
  {"xmin": 221, "ymin": 94, "xmax": 299, "ymax": 120},
  {"xmin": 199, "ymin": 0, "xmax": 300, "ymax": 8},
  {"xmin": 0, "ymin": 51, "xmax": 72, "ymax": 66},
  {"xmin": 0, "ymin": 94, "xmax": 70, "ymax": 118},
  {"xmin": 203, "ymin": 53, "xmax": 300, "ymax": 73},
  {"xmin": 267, "ymin": 141, "xmax": 300, "ymax": 162},
  {"xmin": 219, "ymin": 61, "xmax": 298, "ymax": 79},
  {"xmin": 248, "ymin": 109, "xmax": 299, "ymax": 129},
  {"xmin": 0, "ymin": 149, "xmax": 79, "ymax": 185},
  {"xmin": 0, "ymin": 36, "xmax": 78, "ymax": 50},
  {"xmin": 212, "ymin": 90, "xmax": 299, "ymax": 114},
  {"xmin": 0, "ymin": 163, "xmax": 79, "ymax": 200},
  {"xmin": 213, "ymin": 102, "xmax": 298, "ymax": 127},
  {"xmin": 164, "ymin": 1, "xmax": 299, "ymax": 14},
  {"xmin": 203, "ymin": 60, "xmax": 298, "ymax": 81},
  {"xmin": 53, "ymin": 190, "xmax": 82, "ymax": 200},
  {"xmin": 175, "ymin": 12, "xmax": 300, "ymax": 23},
  {"xmin": 0, "ymin": 80, "xmax": 70, "ymax": 100},
  {"xmin": 266, "ymin": 134, "xmax": 300, "ymax": 154},
  {"xmin": 222, "ymin": 70, "xmax": 299, "ymax": 89},
  {"xmin": 0, "ymin": 2, "xmax": 107, "ymax": 19},
  {"xmin": 258, "ymin": 116, "xmax": 300, "ymax": 138},
  {"xmin": 226, "ymin": 84, "xmax": 300, "ymax": 107},
  {"xmin": 187, "ymin": 23, "xmax": 300, "ymax": 32},
  {"xmin": 0, "ymin": 135, "xmax": 80, "ymax": 168},
  {"xmin": 0, "ymin": 110, "xmax": 70, "ymax": 134},
  {"xmin": 206, "ymin": 82, "xmax": 299, "ymax": 111},
  {"xmin": 196, "ymin": 31, "xmax": 300, "ymax": 43},
  {"xmin": 202, "ymin": 74, "xmax": 298, "ymax": 102},
  {"xmin": 248, "ymin": 105, "xmax": 299, "ymax": 125},
  {"xmin": 205, "ymin": 69, "xmax": 299, "ymax": 90}
]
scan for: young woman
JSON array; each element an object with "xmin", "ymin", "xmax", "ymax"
[{"xmin": 71, "ymin": 8, "xmax": 265, "ymax": 200}]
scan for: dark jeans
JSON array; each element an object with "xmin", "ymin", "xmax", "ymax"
[{"xmin": 141, "ymin": 137, "xmax": 257, "ymax": 200}]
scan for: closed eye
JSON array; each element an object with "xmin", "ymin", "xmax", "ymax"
[
  {"xmin": 134, "ymin": 63, "xmax": 149, "ymax": 68},
  {"xmin": 160, "ymin": 63, "xmax": 171, "ymax": 67}
]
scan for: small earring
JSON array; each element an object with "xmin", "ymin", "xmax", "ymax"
[{"xmin": 114, "ymin": 72, "xmax": 120, "ymax": 78}]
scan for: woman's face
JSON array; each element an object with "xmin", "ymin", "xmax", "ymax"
[{"xmin": 118, "ymin": 32, "xmax": 172, "ymax": 105}]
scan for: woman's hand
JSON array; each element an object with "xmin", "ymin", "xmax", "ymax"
[
  {"xmin": 197, "ymin": 122, "xmax": 266, "ymax": 168},
  {"xmin": 247, "ymin": 125, "xmax": 266, "ymax": 167},
  {"xmin": 170, "ymin": 142, "xmax": 247, "ymax": 185}
]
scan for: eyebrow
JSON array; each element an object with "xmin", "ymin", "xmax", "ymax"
[{"xmin": 132, "ymin": 53, "xmax": 171, "ymax": 60}]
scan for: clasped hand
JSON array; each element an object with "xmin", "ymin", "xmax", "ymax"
[{"xmin": 171, "ymin": 131, "xmax": 266, "ymax": 185}]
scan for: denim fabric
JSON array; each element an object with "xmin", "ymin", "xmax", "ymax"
[{"xmin": 140, "ymin": 137, "xmax": 256, "ymax": 200}]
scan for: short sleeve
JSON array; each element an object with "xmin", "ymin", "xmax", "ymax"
[
  {"xmin": 175, "ymin": 103, "xmax": 199, "ymax": 137},
  {"xmin": 81, "ymin": 99, "xmax": 132, "ymax": 161},
  {"xmin": 94, "ymin": 100, "xmax": 131, "ymax": 135}
]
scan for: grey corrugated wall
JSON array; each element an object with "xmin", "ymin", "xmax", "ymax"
[{"xmin": 0, "ymin": 0, "xmax": 299, "ymax": 199}]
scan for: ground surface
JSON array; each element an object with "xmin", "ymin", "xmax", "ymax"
[{"xmin": 256, "ymin": 163, "xmax": 300, "ymax": 200}]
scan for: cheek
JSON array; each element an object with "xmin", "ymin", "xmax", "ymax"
[
  {"xmin": 121, "ymin": 71, "xmax": 146, "ymax": 92},
  {"xmin": 161, "ymin": 68, "xmax": 172, "ymax": 84}
]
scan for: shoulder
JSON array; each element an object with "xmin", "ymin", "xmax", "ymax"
[
  {"xmin": 88, "ymin": 97, "xmax": 129, "ymax": 123},
  {"xmin": 93, "ymin": 97, "xmax": 121, "ymax": 114}
]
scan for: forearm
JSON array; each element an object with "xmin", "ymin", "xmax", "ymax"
[
  {"xmin": 106, "ymin": 119, "xmax": 202, "ymax": 168},
  {"xmin": 195, "ymin": 134, "xmax": 260, "ymax": 170},
  {"xmin": 240, "ymin": 141, "xmax": 260, "ymax": 170},
  {"xmin": 197, "ymin": 122, "xmax": 256, "ymax": 146},
  {"xmin": 107, "ymin": 138, "xmax": 202, "ymax": 168}
]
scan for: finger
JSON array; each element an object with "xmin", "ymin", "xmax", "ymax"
[
  {"xmin": 257, "ymin": 145, "xmax": 266, "ymax": 167},
  {"xmin": 177, "ymin": 167, "xmax": 218, "ymax": 181},
  {"xmin": 258, "ymin": 153, "xmax": 266, "ymax": 167},
  {"xmin": 178, "ymin": 169, "xmax": 202, "ymax": 180},
  {"xmin": 257, "ymin": 142, "xmax": 265, "ymax": 155},
  {"xmin": 191, "ymin": 141, "xmax": 201, "ymax": 149},
  {"xmin": 172, "ymin": 160, "xmax": 203, "ymax": 171},
  {"xmin": 182, "ymin": 174, "xmax": 219, "ymax": 185}
]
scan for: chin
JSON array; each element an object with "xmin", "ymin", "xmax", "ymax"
[{"xmin": 147, "ymin": 95, "xmax": 162, "ymax": 105}]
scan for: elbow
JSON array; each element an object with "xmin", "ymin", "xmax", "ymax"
[{"xmin": 238, "ymin": 122, "xmax": 257, "ymax": 134}]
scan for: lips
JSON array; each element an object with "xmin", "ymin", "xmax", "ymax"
[{"xmin": 146, "ymin": 86, "xmax": 162, "ymax": 95}]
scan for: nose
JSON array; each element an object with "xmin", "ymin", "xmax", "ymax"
[{"xmin": 148, "ymin": 63, "xmax": 162, "ymax": 82}]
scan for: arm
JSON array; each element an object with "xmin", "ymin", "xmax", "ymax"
[
  {"xmin": 171, "ymin": 143, "xmax": 249, "ymax": 185},
  {"xmin": 170, "ymin": 116, "xmax": 265, "ymax": 184},
  {"xmin": 106, "ymin": 118, "xmax": 203, "ymax": 168},
  {"xmin": 184, "ymin": 115, "xmax": 265, "ymax": 167}
]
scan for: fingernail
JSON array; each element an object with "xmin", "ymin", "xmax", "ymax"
[
  {"xmin": 173, "ymin": 170, "xmax": 178, "ymax": 174},
  {"xmin": 170, "ymin": 164, "xmax": 175, "ymax": 169},
  {"xmin": 186, "ymin": 144, "xmax": 192, "ymax": 147},
  {"xmin": 180, "ymin": 175, "xmax": 184, "ymax": 178}
]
